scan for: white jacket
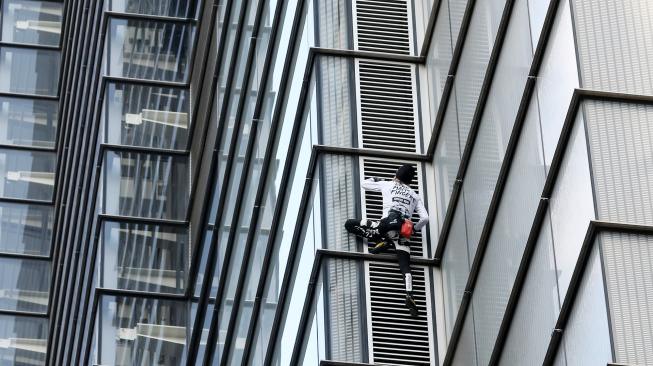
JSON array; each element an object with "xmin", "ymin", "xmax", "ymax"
[{"xmin": 362, "ymin": 178, "xmax": 429, "ymax": 230}]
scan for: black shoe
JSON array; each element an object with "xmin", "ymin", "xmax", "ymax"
[
  {"xmin": 369, "ymin": 241, "xmax": 392, "ymax": 254},
  {"xmin": 406, "ymin": 293, "xmax": 419, "ymax": 317}
]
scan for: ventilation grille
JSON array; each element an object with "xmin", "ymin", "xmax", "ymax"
[
  {"xmin": 361, "ymin": 159, "xmax": 433, "ymax": 365},
  {"xmin": 354, "ymin": 0, "xmax": 411, "ymax": 54},
  {"xmin": 358, "ymin": 61, "xmax": 417, "ymax": 153},
  {"xmin": 368, "ymin": 262, "xmax": 431, "ymax": 365}
]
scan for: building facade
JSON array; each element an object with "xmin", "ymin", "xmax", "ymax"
[{"xmin": 0, "ymin": 0, "xmax": 651, "ymax": 365}]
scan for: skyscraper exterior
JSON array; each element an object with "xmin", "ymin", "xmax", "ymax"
[{"xmin": 0, "ymin": 0, "xmax": 651, "ymax": 365}]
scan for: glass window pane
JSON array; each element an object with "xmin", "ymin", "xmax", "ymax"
[
  {"xmin": 108, "ymin": 0, "xmax": 197, "ymax": 18},
  {"xmin": 104, "ymin": 83, "xmax": 189, "ymax": 150},
  {"xmin": 0, "ymin": 257, "xmax": 50, "ymax": 313},
  {"xmin": 0, "ymin": 148, "xmax": 55, "ymax": 201},
  {"xmin": 1, "ymin": 0, "xmax": 62, "ymax": 46},
  {"xmin": 106, "ymin": 19, "xmax": 194, "ymax": 83},
  {"xmin": 0, "ymin": 315, "xmax": 48, "ymax": 365},
  {"xmin": 99, "ymin": 221, "xmax": 188, "ymax": 294},
  {"xmin": 0, "ymin": 97, "xmax": 58, "ymax": 148},
  {"xmin": 0, "ymin": 202, "xmax": 52, "ymax": 256},
  {"xmin": 95, "ymin": 296, "xmax": 189, "ymax": 366},
  {"xmin": 0, "ymin": 47, "xmax": 60, "ymax": 96},
  {"xmin": 101, "ymin": 151, "xmax": 189, "ymax": 220}
]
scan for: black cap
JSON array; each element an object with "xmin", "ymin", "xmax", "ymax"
[{"xmin": 395, "ymin": 164, "xmax": 415, "ymax": 185}]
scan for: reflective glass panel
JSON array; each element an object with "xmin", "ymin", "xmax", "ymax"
[
  {"xmin": 106, "ymin": 18, "xmax": 194, "ymax": 82},
  {"xmin": 0, "ymin": 47, "xmax": 60, "ymax": 96},
  {"xmin": 101, "ymin": 151, "xmax": 189, "ymax": 220},
  {"xmin": 104, "ymin": 83, "xmax": 189, "ymax": 150},
  {"xmin": 0, "ymin": 148, "xmax": 55, "ymax": 201},
  {"xmin": 0, "ymin": 315, "xmax": 48, "ymax": 365},
  {"xmin": 95, "ymin": 296, "xmax": 189, "ymax": 366},
  {"xmin": 1, "ymin": 0, "xmax": 62, "ymax": 46},
  {"xmin": 109, "ymin": 0, "xmax": 197, "ymax": 18},
  {"xmin": 0, "ymin": 97, "xmax": 57, "ymax": 148},
  {"xmin": 0, "ymin": 257, "xmax": 50, "ymax": 313},
  {"xmin": 99, "ymin": 221, "xmax": 188, "ymax": 294},
  {"xmin": 0, "ymin": 202, "xmax": 52, "ymax": 256}
]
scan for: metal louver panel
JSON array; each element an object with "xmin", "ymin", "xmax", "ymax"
[
  {"xmin": 354, "ymin": 0, "xmax": 411, "ymax": 55},
  {"xmin": 357, "ymin": 60, "xmax": 418, "ymax": 153},
  {"xmin": 361, "ymin": 159, "xmax": 434, "ymax": 365}
]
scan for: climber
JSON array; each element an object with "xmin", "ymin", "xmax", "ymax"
[{"xmin": 344, "ymin": 164, "xmax": 429, "ymax": 317}]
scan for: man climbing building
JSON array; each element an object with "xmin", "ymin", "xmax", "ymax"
[{"xmin": 344, "ymin": 164, "xmax": 429, "ymax": 317}]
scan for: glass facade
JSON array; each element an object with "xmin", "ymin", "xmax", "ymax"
[
  {"xmin": 0, "ymin": 1, "xmax": 63, "ymax": 364},
  {"xmin": 7, "ymin": 0, "xmax": 652, "ymax": 364}
]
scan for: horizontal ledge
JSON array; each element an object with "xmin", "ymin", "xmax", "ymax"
[
  {"xmin": 0, "ymin": 143, "xmax": 56, "ymax": 153},
  {"xmin": 0, "ymin": 309, "xmax": 49, "ymax": 318},
  {"xmin": 314, "ymin": 145, "xmax": 429, "ymax": 161},
  {"xmin": 0, "ymin": 91, "xmax": 58, "ymax": 101},
  {"xmin": 95, "ymin": 287, "xmax": 187, "ymax": 301},
  {"xmin": 0, "ymin": 41, "xmax": 60, "ymax": 51},
  {"xmin": 100, "ymin": 143, "xmax": 189, "ymax": 156},
  {"xmin": 103, "ymin": 11, "xmax": 199, "ymax": 25},
  {"xmin": 0, "ymin": 252, "xmax": 50, "ymax": 261},
  {"xmin": 97, "ymin": 214, "xmax": 188, "ymax": 227},
  {"xmin": 102, "ymin": 75, "xmax": 190, "ymax": 89},
  {"xmin": 311, "ymin": 47, "xmax": 424, "ymax": 64},
  {"xmin": 0, "ymin": 197, "xmax": 53, "ymax": 206},
  {"xmin": 317, "ymin": 248, "xmax": 436, "ymax": 267}
]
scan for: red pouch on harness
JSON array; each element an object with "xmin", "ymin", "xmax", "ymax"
[{"xmin": 400, "ymin": 219, "xmax": 414, "ymax": 238}]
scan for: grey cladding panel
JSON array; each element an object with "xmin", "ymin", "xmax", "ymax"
[
  {"xmin": 601, "ymin": 232, "xmax": 653, "ymax": 364},
  {"xmin": 573, "ymin": 0, "xmax": 653, "ymax": 94},
  {"xmin": 585, "ymin": 101, "xmax": 653, "ymax": 225}
]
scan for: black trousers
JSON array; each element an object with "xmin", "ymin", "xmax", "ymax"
[{"xmin": 344, "ymin": 211, "xmax": 413, "ymax": 292}]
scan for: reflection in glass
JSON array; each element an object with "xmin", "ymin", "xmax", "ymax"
[
  {"xmin": 0, "ymin": 47, "xmax": 60, "ymax": 96},
  {"xmin": 101, "ymin": 151, "xmax": 189, "ymax": 220},
  {"xmin": 0, "ymin": 148, "xmax": 55, "ymax": 201},
  {"xmin": 0, "ymin": 202, "xmax": 52, "ymax": 256},
  {"xmin": 106, "ymin": 19, "xmax": 194, "ymax": 82},
  {"xmin": 104, "ymin": 83, "xmax": 189, "ymax": 150},
  {"xmin": 0, "ymin": 315, "xmax": 48, "ymax": 365},
  {"xmin": 0, "ymin": 97, "xmax": 58, "ymax": 148},
  {"xmin": 109, "ymin": 0, "xmax": 197, "ymax": 18},
  {"xmin": 99, "ymin": 221, "xmax": 188, "ymax": 294},
  {"xmin": 0, "ymin": 258, "xmax": 50, "ymax": 313},
  {"xmin": 1, "ymin": 0, "xmax": 62, "ymax": 46},
  {"xmin": 94, "ymin": 296, "xmax": 189, "ymax": 366}
]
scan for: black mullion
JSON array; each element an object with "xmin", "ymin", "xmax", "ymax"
[
  {"xmin": 50, "ymin": 2, "xmax": 108, "ymax": 358},
  {"xmin": 47, "ymin": 0, "xmax": 100, "ymax": 361},
  {"xmin": 262, "ymin": 148, "xmax": 319, "ymax": 365},
  {"xmin": 50, "ymin": 7, "xmax": 105, "ymax": 357},
  {"xmin": 184, "ymin": 0, "xmax": 252, "ymax": 361},
  {"xmin": 211, "ymin": 0, "xmax": 299, "ymax": 361},
  {"xmin": 240, "ymin": 46, "xmax": 317, "ymax": 366},
  {"xmin": 418, "ymin": 0, "xmax": 444, "ymax": 58},
  {"xmin": 423, "ymin": 0, "xmax": 479, "ymax": 158},
  {"xmin": 184, "ymin": 0, "xmax": 235, "ymax": 294}
]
